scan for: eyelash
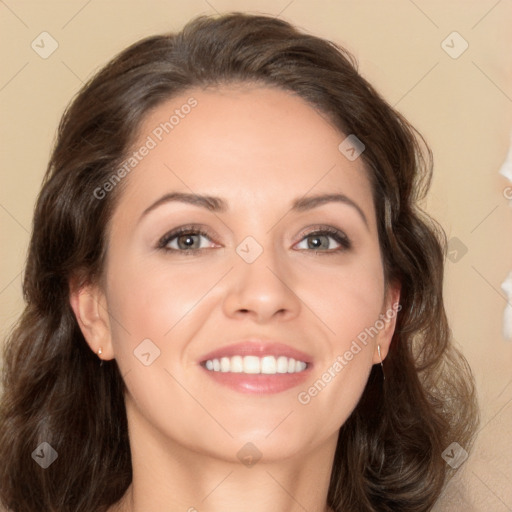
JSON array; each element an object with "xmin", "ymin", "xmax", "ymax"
[{"xmin": 157, "ymin": 224, "xmax": 352, "ymax": 256}]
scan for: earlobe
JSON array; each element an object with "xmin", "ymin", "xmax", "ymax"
[
  {"xmin": 69, "ymin": 278, "xmax": 114, "ymax": 360},
  {"xmin": 372, "ymin": 281, "xmax": 401, "ymax": 364}
]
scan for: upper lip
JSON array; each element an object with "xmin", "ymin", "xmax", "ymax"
[{"xmin": 199, "ymin": 339, "xmax": 313, "ymax": 364}]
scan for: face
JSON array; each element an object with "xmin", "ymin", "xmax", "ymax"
[{"xmin": 74, "ymin": 84, "xmax": 399, "ymax": 463}]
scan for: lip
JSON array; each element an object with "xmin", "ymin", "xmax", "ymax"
[{"xmin": 198, "ymin": 339, "xmax": 314, "ymax": 395}]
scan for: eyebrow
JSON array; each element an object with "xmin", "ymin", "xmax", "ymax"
[{"xmin": 140, "ymin": 191, "xmax": 369, "ymax": 228}]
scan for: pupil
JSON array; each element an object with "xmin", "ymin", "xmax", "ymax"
[
  {"xmin": 180, "ymin": 234, "xmax": 196, "ymax": 249},
  {"xmin": 309, "ymin": 236, "xmax": 326, "ymax": 249}
]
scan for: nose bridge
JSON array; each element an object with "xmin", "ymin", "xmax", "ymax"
[
  {"xmin": 237, "ymin": 233, "xmax": 282, "ymax": 284},
  {"xmin": 222, "ymin": 229, "xmax": 300, "ymax": 320}
]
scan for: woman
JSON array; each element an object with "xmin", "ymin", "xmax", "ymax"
[{"xmin": 0, "ymin": 12, "xmax": 478, "ymax": 512}]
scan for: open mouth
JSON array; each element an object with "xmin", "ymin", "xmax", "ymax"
[
  {"xmin": 202, "ymin": 355, "xmax": 309, "ymax": 374},
  {"xmin": 198, "ymin": 340, "xmax": 313, "ymax": 393}
]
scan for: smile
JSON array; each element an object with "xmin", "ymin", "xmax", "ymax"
[{"xmin": 203, "ymin": 355, "xmax": 308, "ymax": 374}]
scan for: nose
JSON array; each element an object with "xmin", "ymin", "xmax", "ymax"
[{"xmin": 222, "ymin": 240, "xmax": 302, "ymax": 324}]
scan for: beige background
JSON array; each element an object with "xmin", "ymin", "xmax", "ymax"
[{"xmin": 1, "ymin": 1, "xmax": 511, "ymax": 510}]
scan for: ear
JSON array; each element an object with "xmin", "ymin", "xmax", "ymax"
[
  {"xmin": 372, "ymin": 279, "xmax": 401, "ymax": 364},
  {"xmin": 69, "ymin": 277, "xmax": 115, "ymax": 360}
]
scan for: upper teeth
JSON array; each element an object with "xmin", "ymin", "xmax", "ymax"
[{"xmin": 204, "ymin": 355, "xmax": 307, "ymax": 374}]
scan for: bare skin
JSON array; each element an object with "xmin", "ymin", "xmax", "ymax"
[{"xmin": 70, "ymin": 84, "xmax": 400, "ymax": 512}]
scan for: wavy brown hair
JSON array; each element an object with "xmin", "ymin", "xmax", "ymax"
[{"xmin": 0, "ymin": 12, "xmax": 478, "ymax": 512}]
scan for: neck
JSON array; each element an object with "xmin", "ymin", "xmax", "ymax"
[{"xmin": 111, "ymin": 398, "xmax": 338, "ymax": 512}]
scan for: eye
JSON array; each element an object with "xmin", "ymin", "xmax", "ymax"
[
  {"xmin": 156, "ymin": 224, "xmax": 352, "ymax": 255},
  {"xmin": 294, "ymin": 226, "xmax": 351, "ymax": 253},
  {"xmin": 157, "ymin": 225, "xmax": 217, "ymax": 254}
]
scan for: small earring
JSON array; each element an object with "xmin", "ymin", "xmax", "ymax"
[
  {"xmin": 377, "ymin": 344, "xmax": 385, "ymax": 380},
  {"xmin": 97, "ymin": 347, "xmax": 104, "ymax": 367}
]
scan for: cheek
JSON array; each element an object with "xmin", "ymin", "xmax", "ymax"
[
  {"xmin": 300, "ymin": 253, "xmax": 385, "ymax": 348},
  {"xmin": 105, "ymin": 255, "xmax": 214, "ymax": 342},
  {"xmin": 330, "ymin": 271, "xmax": 384, "ymax": 348},
  {"xmin": 294, "ymin": 252, "xmax": 384, "ymax": 427}
]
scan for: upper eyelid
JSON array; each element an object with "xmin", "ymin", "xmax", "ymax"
[{"xmin": 158, "ymin": 224, "xmax": 351, "ymax": 249}]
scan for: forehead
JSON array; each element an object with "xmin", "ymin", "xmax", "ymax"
[
  {"xmin": 114, "ymin": 84, "xmax": 375, "ymax": 225},
  {"xmin": 141, "ymin": 83, "xmax": 343, "ymax": 151}
]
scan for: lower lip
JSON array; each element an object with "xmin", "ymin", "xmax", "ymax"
[{"xmin": 200, "ymin": 365, "xmax": 313, "ymax": 394}]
